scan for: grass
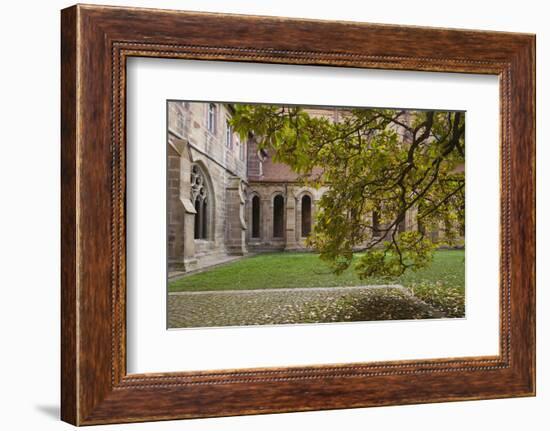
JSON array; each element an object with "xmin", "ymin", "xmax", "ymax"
[
  {"xmin": 169, "ymin": 250, "xmax": 464, "ymax": 292},
  {"xmin": 168, "ymin": 250, "xmax": 465, "ymax": 317}
]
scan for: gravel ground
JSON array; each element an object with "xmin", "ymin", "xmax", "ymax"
[{"xmin": 167, "ymin": 285, "xmax": 444, "ymax": 329}]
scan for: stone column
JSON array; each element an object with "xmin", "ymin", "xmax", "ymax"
[
  {"xmin": 308, "ymin": 198, "xmax": 318, "ymax": 248},
  {"xmin": 167, "ymin": 146, "xmax": 186, "ymax": 271},
  {"xmin": 296, "ymin": 194, "xmax": 303, "ymax": 242},
  {"xmin": 285, "ymin": 188, "xmax": 299, "ymax": 251},
  {"xmin": 179, "ymin": 151, "xmax": 198, "ymax": 270},
  {"xmin": 405, "ymin": 206, "xmax": 418, "ymax": 232},
  {"xmin": 225, "ymin": 177, "xmax": 248, "ymax": 255},
  {"xmin": 262, "ymin": 197, "xmax": 270, "ymax": 245}
]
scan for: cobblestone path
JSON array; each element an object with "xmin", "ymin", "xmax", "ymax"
[{"xmin": 168, "ymin": 285, "xmax": 443, "ymax": 329}]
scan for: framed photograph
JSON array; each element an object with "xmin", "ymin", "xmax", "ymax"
[{"xmin": 61, "ymin": 4, "xmax": 535, "ymax": 425}]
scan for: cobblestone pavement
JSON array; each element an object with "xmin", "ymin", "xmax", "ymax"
[{"xmin": 168, "ymin": 285, "xmax": 444, "ymax": 329}]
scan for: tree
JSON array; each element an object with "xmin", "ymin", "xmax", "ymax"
[{"xmin": 231, "ymin": 105, "xmax": 465, "ymax": 278}]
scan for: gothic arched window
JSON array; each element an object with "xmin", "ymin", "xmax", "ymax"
[
  {"xmin": 273, "ymin": 194, "xmax": 285, "ymax": 238},
  {"xmin": 207, "ymin": 103, "xmax": 216, "ymax": 133},
  {"xmin": 251, "ymin": 195, "xmax": 261, "ymax": 238},
  {"xmin": 194, "ymin": 197, "xmax": 201, "ymax": 239},
  {"xmin": 301, "ymin": 195, "xmax": 312, "ymax": 237},
  {"xmin": 191, "ymin": 165, "xmax": 211, "ymax": 240}
]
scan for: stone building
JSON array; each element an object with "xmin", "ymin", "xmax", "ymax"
[{"xmin": 167, "ymin": 102, "xmax": 443, "ymax": 274}]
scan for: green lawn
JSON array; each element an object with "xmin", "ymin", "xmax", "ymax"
[{"xmin": 169, "ymin": 250, "xmax": 465, "ymax": 317}]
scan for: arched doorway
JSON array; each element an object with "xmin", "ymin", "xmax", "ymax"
[
  {"xmin": 251, "ymin": 195, "xmax": 261, "ymax": 239},
  {"xmin": 301, "ymin": 195, "xmax": 312, "ymax": 237},
  {"xmin": 273, "ymin": 194, "xmax": 284, "ymax": 238}
]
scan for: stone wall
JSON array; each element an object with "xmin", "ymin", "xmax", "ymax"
[{"xmin": 167, "ymin": 101, "xmax": 249, "ymax": 272}]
